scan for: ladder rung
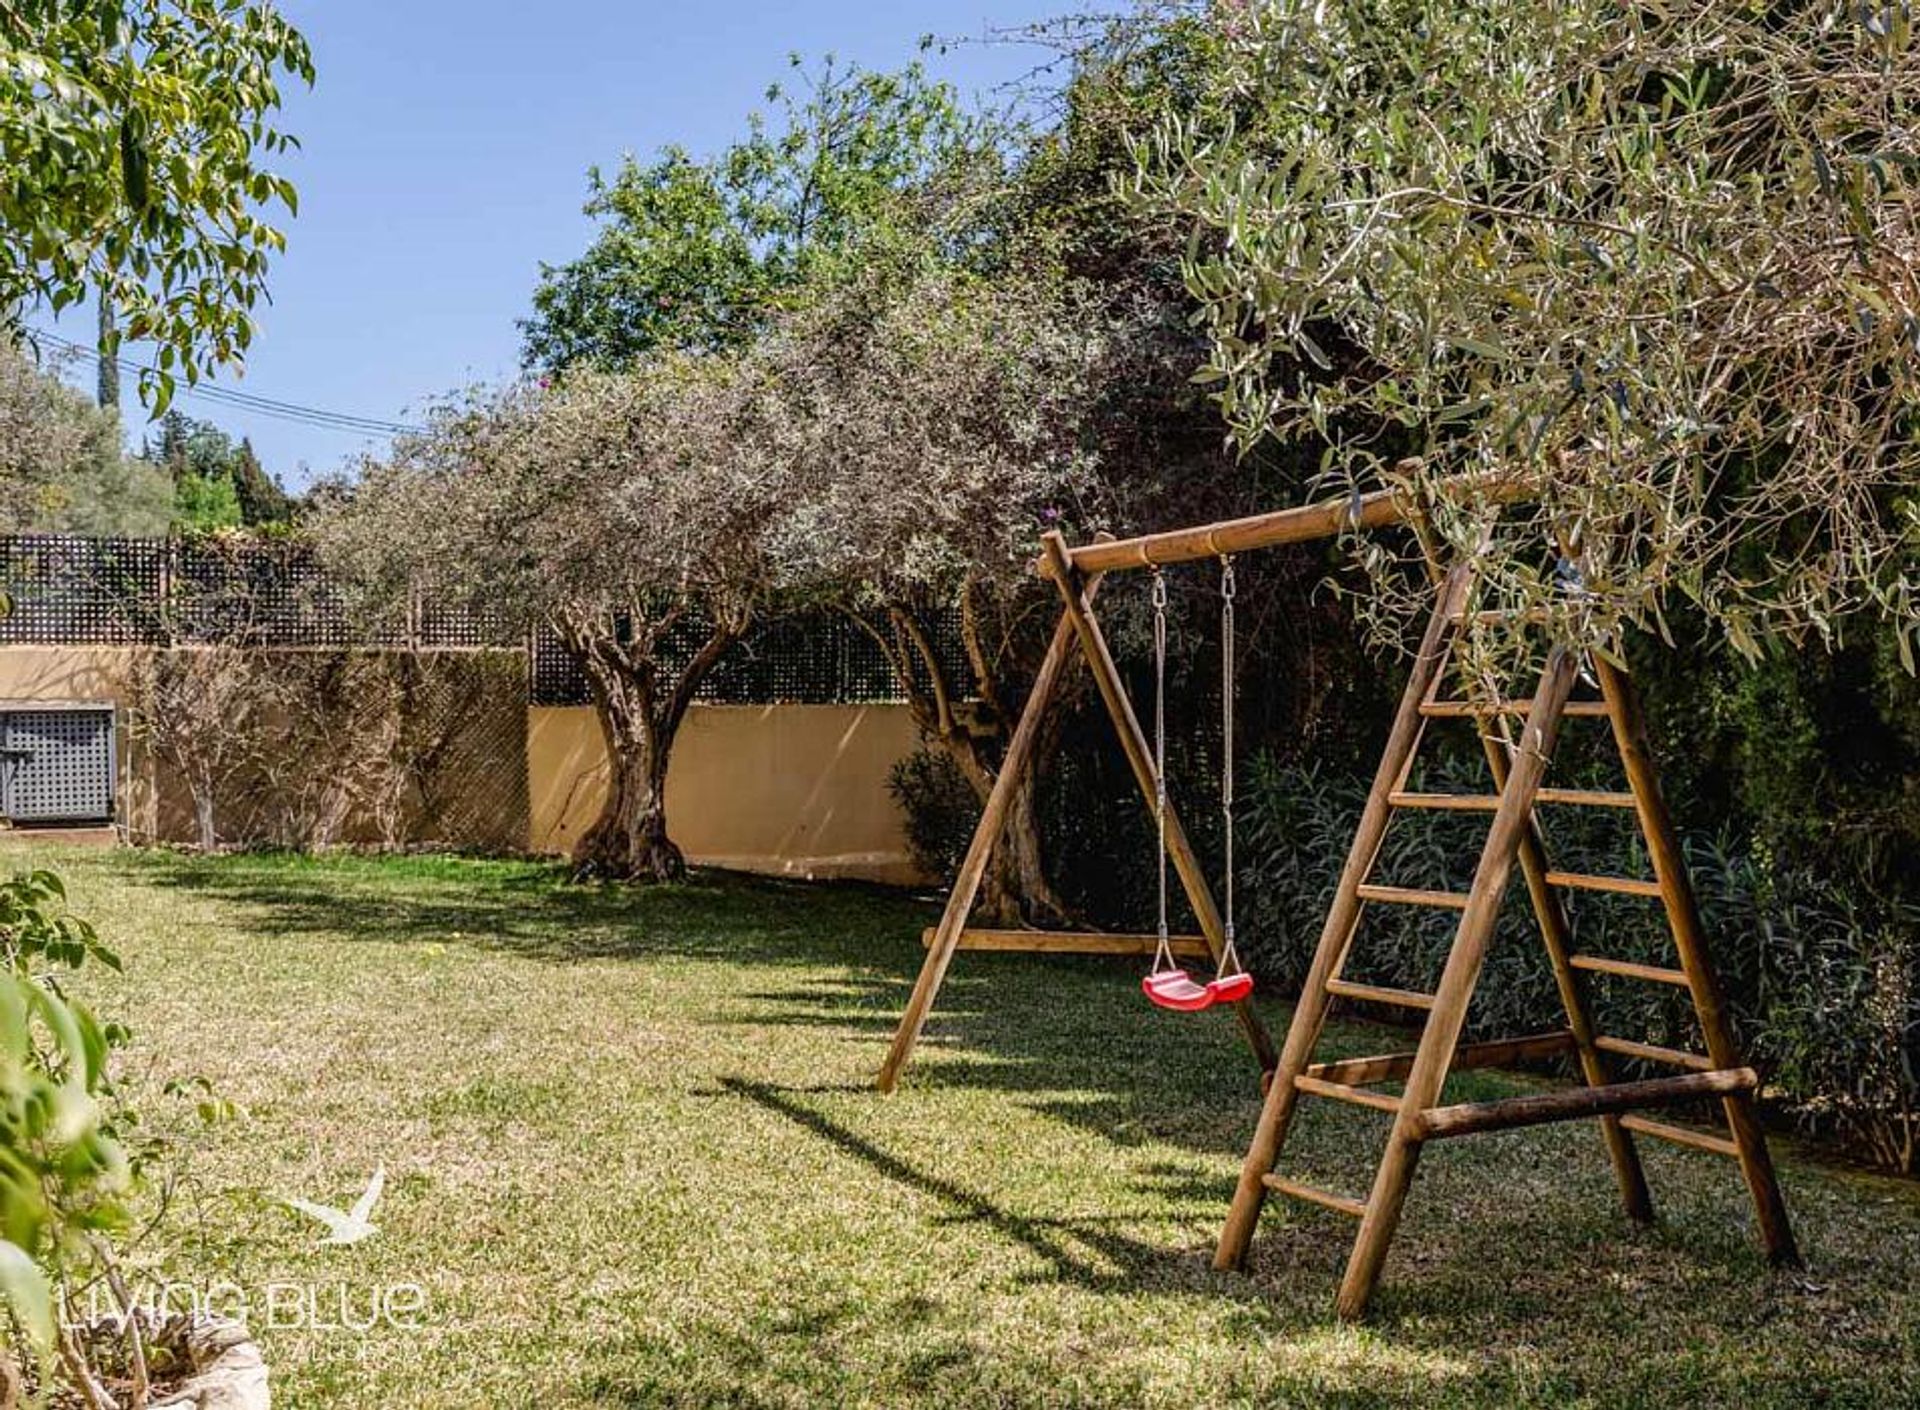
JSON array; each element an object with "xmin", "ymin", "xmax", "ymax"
[
  {"xmin": 1620, "ymin": 1114, "xmax": 1741, "ymax": 1158},
  {"xmin": 1261, "ymin": 1174, "xmax": 1367, "ymax": 1219},
  {"xmin": 1594, "ymin": 1035, "xmax": 1716, "ymax": 1071},
  {"xmin": 1389, "ymin": 791, "xmax": 1499, "ymax": 812},
  {"xmin": 1305, "ymin": 1031, "xmax": 1578, "ymax": 1088},
  {"xmin": 1354, "ymin": 884, "xmax": 1471, "ymax": 910},
  {"xmin": 1292, "ymin": 1074, "xmax": 1404, "ymax": 1114},
  {"xmin": 1536, "ymin": 788, "xmax": 1638, "ymax": 809},
  {"xmin": 1569, "ymin": 954, "xmax": 1692, "ymax": 986},
  {"xmin": 1326, "ymin": 978, "xmax": 1438, "ymax": 1010},
  {"xmin": 1420, "ymin": 698, "xmax": 1611, "ymax": 718},
  {"xmin": 1545, "ymin": 870, "xmax": 1663, "ymax": 898}
]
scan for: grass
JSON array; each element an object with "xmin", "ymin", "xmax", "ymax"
[{"xmin": 12, "ymin": 840, "xmax": 1919, "ymax": 1408}]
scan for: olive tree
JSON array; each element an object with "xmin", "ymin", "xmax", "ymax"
[
  {"xmin": 0, "ymin": 342, "xmax": 173, "ymax": 532},
  {"xmin": 317, "ymin": 361, "xmax": 790, "ymax": 882},
  {"xmin": 1138, "ymin": 0, "xmax": 1919, "ymax": 660},
  {"xmin": 757, "ymin": 263, "xmax": 1118, "ymax": 923}
]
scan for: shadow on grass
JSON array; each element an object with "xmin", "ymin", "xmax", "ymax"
[
  {"xmin": 721, "ymin": 1076, "xmax": 1202, "ymax": 1292},
  {"xmin": 105, "ymin": 846, "xmax": 1277, "ymax": 1116}
]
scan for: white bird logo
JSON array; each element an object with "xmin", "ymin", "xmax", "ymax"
[{"xmin": 283, "ymin": 1166, "xmax": 385, "ymax": 1246}]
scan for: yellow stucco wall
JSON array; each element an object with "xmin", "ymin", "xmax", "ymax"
[
  {"xmin": 0, "ymin": 649, "xmax": 929, "ymax": 884},
  {"xmin": 527, "ymin": 703, "xmax": 925, "ymax": 884}
]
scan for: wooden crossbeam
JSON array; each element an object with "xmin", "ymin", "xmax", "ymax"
[
  {"xmin": 1304, "ymin": 1031, "xmax": 1578, "ymax": 1087},
  {"xmin": 1416, "ymin": 1068, "xmax": 1757, "ymax": 1141},
  {"xmin": 1055, "ymin": 468, "xmax": 1532, "ymax": 574},
  {"xmin": 920, "ymin": 927, "xmax": 1210, "ymax": 958}
]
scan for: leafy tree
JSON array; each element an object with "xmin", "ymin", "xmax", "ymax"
[
  {"xmin": 0, "ymin": 341, "xmax": 171, "ymax": 533},
  {"xmin": 0, "ymin": 1, "xmax": 312, "ymax": 412},
  {"xmin": 315, "ymin": 363, "xmax": 797, "ymax": 882},
  {"xmin": 1138, "ymin": 0, "xmax": 1920, "ymax": 661},
  {"xmin": 144, "ymin": 411, "xmax": 288, "ymax": 528},
  {"xmin": 171, "ymin": 468, "xmax": 241, "ymax": 532},
  {"xmin": 522, "ymin": 56, "xmax": 988, "ymax": 368}
]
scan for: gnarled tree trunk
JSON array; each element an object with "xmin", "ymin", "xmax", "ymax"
[
  {"xmin": 567, "ymin": 620, "xmax": 741, "ymax": 883},
  {"xmin": 947, "ymin": 722, "xmax": 1072, "ymax": 928},
  {"xmin": 574, "ymin": 686, "xmax": 684, "ymax": 882},
  {"xmin": 857, "ymin": 586, "xmax": 1074, "ymax": 928}
]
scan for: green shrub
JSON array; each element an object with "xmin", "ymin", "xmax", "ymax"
[
  {"xmin": 1236, "ymin": 752, "xmax": 1920, "ymax": 1172},
  {"xmin": 887, "ymin": 749, "xmax": 976, "ymax": 886},
  {"xmin": 0, "ymin": 869, "xmax": 234, "ymax": 1391}
]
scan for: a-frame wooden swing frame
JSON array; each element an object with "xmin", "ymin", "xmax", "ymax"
[{"xmin": 876, "ymin": 476, "xmax": 1798, "ymax": 1320}]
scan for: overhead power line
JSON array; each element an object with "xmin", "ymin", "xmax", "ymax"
[{"xmin": 25, "ymin": 328, "xmax": 428, "ymax": 438}]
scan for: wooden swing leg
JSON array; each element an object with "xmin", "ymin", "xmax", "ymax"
[
  {"xmin": 876, "ymin": 593, "xmax": 1093, "ymax": 1093},
  {"xmin": 1215, "ymin": 565, "xmax": 1475, "ymax": 1272},
  {"xmin": 1038, "ymin": 533, "xmax": 1276, "ymax": 1075}
]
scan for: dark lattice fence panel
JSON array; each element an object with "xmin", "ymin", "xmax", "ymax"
[
  {"xmin": 527, "ymin": 608, "xmax": 971, "ymax": 707},
  {"xmin": 171, "ymin": 538, "xmax": 377, "ymax": 646},
  {"xmin": 1, "ymin": 536, "xmax": 965, "ymax": 708},
  {"xmin": 528, "ymin": 629, "xmax": 589, "ymax": 705},
  {"xmin": 0, "ymin": 536, "xmax": 169, "ymax": 643},
  {"xmin": 0, "ymin": 535, "xmax": 525, "ymax": 649},
  {"xmin": 415, "ymin": 600, "xmax": 519, "ymax": 650}
]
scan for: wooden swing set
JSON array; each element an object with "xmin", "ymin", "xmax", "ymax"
[{"xmin": 877, "ymin": 474, "xmax": 1798, "ymax": 1320}]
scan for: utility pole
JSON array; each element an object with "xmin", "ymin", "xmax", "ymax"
[{"xmin": 96, "ymin": 292, "xmax": 120, "ymax": 411}]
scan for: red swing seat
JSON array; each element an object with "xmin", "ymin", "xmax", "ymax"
[
  {"xmin": 1143, "ymin": 968, "xmax": 1215, "ymax": 1010},
  {"xmin": 1207, "ymin": 970, "xmax": 1256, "ymax": 1004},
  {"xmin": 1138, "ymin": 555, "xmax": 1256, "ymax": 1017},
  {"xmin": 1143, "ymin": 967, "xmax": 1255, "ymax": 1011}
]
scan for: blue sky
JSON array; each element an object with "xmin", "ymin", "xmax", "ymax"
[{"xmin": 37, "ymin": 1, "xmax": 1058, "ymax": 486}]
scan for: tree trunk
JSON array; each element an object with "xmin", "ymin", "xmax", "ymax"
[
  {"xmin": 572, "ymin": 703, "xmax": 684, "ymax": 882},
  {"xmin": 941, "ymin": 724, "xmax": 1073, "ymax": 929},
  {"xmin": 565, "ymin": 620, "xmax": 742, "ymax": 884},
  {"xmin": 192, "ymin": 788, "xmax": 217, "ymax": 853},
  {"xmin": 853, "ymin": 597, "xmax": 1075, "ymax": 928}
]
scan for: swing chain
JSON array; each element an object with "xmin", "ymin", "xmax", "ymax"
[
  {"xmin": 1219, "ymin": 555, "xmax": 1243, "ymax": 979},
  {"xmin": 1150, "ymin": 569, "xmax": 1173, "ymax": 975}
]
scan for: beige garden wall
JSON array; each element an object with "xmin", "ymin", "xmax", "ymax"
[
  {"xmin": 0, "ymin": 647, "xmax": 929, "ymax": 884},
  {"xmin": 528, "ymin": 702, "xmax": 926, "ymax": 884}
]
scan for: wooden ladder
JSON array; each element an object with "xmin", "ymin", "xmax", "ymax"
[{"xmin": 1215, "ymin": 562, "xmax": 1799, "ymax": 1319}]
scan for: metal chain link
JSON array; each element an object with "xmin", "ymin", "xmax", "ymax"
[
  {"xmin": 1151, "ymin": 569, "xmax": 1173, "ymax": 976},
  {"xmin": 1219, "ymin": 556, "xmax": 1242, "ymax": 978}
]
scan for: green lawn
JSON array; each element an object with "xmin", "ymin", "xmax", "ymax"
[{"xmin": 16, "ymin": 841, "xmax": 1919, "ymax": 1408}]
